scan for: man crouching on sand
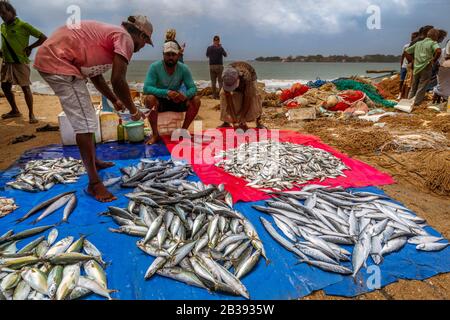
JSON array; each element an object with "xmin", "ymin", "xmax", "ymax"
[
  {"xmin": 143, "ymin": 41, "xmax": 201, "ymax": 145},
  {"xmin": 218, "ymin": 62, "xmax": 266, "ymax": 131},
  {"xmin": 34, "ymin": 16, "xmax": 153, "ymax": 202}
]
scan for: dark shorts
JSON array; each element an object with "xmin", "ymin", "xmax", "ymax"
[
  {"xmin": 401, "ymin": 68, "xmax": 408, "ymax": 81},
  {"xmin": 157, "ymin": 98, "xmax": 188, "ymax": 113}
]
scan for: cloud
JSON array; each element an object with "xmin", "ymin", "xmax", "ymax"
[{"xmin": 16, "ymin": 0, "xmax": 413, "ymax": 35}]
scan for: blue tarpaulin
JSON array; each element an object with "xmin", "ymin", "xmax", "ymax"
[{"xmin": 0, "ymin": 142, "xmax": 449, "ymax": 300}]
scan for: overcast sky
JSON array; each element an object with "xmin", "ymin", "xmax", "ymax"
[{"xmin": 9, "ymin": 0, "xmax": 450, "ymax": 60}]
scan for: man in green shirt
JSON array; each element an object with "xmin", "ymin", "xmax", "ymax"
[
  {"xmin": 0, "ymin": 2, "xmax": 47, "ymax": 123},
  {"xmin": 143, "ymin": 41, "xmax": 201, "ymax": 145},
  {"xmin": 405, "ymin": 28, "xmax": 442, "ymax": 107}
]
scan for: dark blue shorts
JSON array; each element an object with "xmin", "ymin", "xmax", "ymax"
[
  {"xmin": 157, "ymin": 98, "xmax": 188, "ymax": 113},
  {"xmin": 400, "ymin": 68, "xmax": 408, "ymax": 81}
]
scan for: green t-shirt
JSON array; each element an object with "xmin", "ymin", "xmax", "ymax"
[
  {"xmin": 143, "ymin": 60, "xmax": 197, "ymax": 99},
  {"xmin": 1, "ymin": 17, "xmax": 43, "ymax": 64},
  {"xmin": 406, "ymin": 38, "xmax": 440, "ymax": 75}
]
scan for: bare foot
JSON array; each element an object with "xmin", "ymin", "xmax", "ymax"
[
  {"xmin": 146, "ymin": 135, "xmax": 161, "ymax": 145},
  {"xmin": 95, "ymin": 159, "xmax": 115, "ymax": 171},
  {"xmin": 29, "ymin": 115, "xmax": 38, "ymax": 124},
  {"xmin": 87, "ymin": 182, "xmax": 117, "ymax": 203},
  {"xmin": 256, "ymin": 123, "xmax": 268, "ymax": 130}
]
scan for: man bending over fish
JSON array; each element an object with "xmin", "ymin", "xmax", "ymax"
[
  {"xmin": 34, "ymin": 16, "xmax": 153, "ymax": 202},
  {"xmin": 219, "ymin": 61, "xmax": 266, "ymax": 131},
  {"xmin": 143, "ymin": 41, "xmax": 201, "ymax": 145}
]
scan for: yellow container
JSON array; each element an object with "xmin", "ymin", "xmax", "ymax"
[{"xmin": 100, "ymin": 112, "xmax": 120, "ymax": 143}]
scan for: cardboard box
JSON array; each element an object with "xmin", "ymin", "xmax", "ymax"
[{"xmin": 158, "ymin": 112, "xmax": 185, "ymax": 136}]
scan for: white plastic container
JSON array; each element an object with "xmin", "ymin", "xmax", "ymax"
[
  {"xmin": 58, "ymin": 110, "xmax": 102, "ymax": 146},
  {"xmin": 395, "ymin": 99, "xmax": 414, "ymax": 113}
]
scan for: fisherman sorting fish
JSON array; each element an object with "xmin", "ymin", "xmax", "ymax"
[
  {"xmin": 33, "ymin": 16, "xmax": 154, "ymax": 202},
  {"xmin": 218, "ymin": 61, "xmax": 267, "ymax": 131}
]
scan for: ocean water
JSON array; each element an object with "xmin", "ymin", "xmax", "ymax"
[{"xmin": 30, "ymin": 60, "xmax": 399, "ymax": 94}]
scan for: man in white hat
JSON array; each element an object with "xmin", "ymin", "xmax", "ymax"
[
  {"xmin": 143, "ymin": 41, "xmax": 200, "ymax": 145},
  {"xmin": 219, "ymin": 61, "xmax": 265, "ymax": 130},
  {"xmin": 34, "ymin": 16, "xmax": 154, "ymax": 203}
]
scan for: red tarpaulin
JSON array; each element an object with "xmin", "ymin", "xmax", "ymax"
[{"xmin": 162, "ymin": 129, "xmax": 395, "ymax": 203}]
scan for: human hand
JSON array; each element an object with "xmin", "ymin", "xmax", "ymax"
[
  {"xmin": 113, "ymin": 100, "xmax": 126, "ymax": 112},
  {"xmin": 131, "ymin": 109, "xmax": 145, "ymax": 121},
  {"xmin": 168, "ymin": 91, "xmax": 180, "ymax": 102},
  {"xmin": 24, "ymin": 47, "xmax": 32, "ymax": 57},
  {"xmin": 177, "ymin": 93, "xmax": 187, "ymax": 102}
]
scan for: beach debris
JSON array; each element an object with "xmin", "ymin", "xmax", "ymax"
[
  {"xmin": 0, "ymin": 197, "xmax": 18, "ymax": 218},
  {"xmin": 215, "ymin": 141, "xmax": 350, "ymax": 190},
  {"xmin": 6, "ymin": 158, "xmax": 86, "ymax": 193},
  {"xmin": 254, "ymin": 186, "xmax": 449, "ymax": 277},
  {"xmin": 10, "ymin": 135, "xmax": 37, "ymax": 145},
  {"xmin": 0, "ymin": 227, "xmax": 114, "ymax": 300},
  {"xmin": 15, "ymin": 191, "xmax": 77, "ymax": 225},
  {"xmin": 120, "ymin": 158, "xmax": 194, "ymax": 189},
  {"xmin": 105, "ymin": 180, "xmax": 265, "ymax": 299}
]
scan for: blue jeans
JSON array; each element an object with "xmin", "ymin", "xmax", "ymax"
[{"xmin": 400, "ymin": 68, "xmax": 408, "ymax": 81}]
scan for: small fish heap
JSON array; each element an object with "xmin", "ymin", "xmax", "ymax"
[
  {"xmin": 15, "ymin": 191, "xmax": 78, "ymax": 225},
  {"xmin": 105, "ymin": 179, "xmax": 266, "ymax": 299},
  {"xmin": 215, "ymin": 141, "xmax": 349, "ymax": 190},
  {"xmin": 7, "ymin": 158, "xmax": 86, "ymax": 193},
  {"xmin": 0, "ymin": 197, "xmax": 18, "ymax": 218},
  {"xmin": 120, "ymin": 158, "xmax": 194, "ymax": 188},
  {"xmin": 0, "ymin": 227, "xmax": 114, "ymax": 300},
  {"xmin": 254, "ymin": 185, "xmax": 449, "ymax": 277}
]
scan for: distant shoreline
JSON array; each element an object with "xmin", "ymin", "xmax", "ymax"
[{"xmin": 255, "ymin": 55, "xmax": 401, "ymax": 63}]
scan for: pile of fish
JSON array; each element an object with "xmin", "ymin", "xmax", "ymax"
[
  {"xmin": 7, "ymin": 158, "xmax": 86, "ymax": 193},
  {"xmin": 120, "ymin": 158, "xmax": 194, "ymax": 188},
  {"xmin": 254, "ymin": 185, "xmax": 449, "ymax": 277},
  {"xmin": 15, "ymin": 191, "xmax": 78, "ymax": 225},
  {"xmin": 104, "ymin": 180, "xmax": 266, "ymax": 299},
  {"xmin": 215, "ymin": 141, "xmax": 349, "ymax": 190},
  {"xmin": 0, "ymin": 227, "xmax": 114, "ymax": 300},
  {"xmin": 0, "ymin": 197, "xmax": 18, "ymax": 218}
]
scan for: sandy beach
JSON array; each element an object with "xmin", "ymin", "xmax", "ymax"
[{"xmin": 1, "ymin": 88, "xmax": 449, "ymax": 300}]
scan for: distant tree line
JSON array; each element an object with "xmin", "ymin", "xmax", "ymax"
[{"xmin": 255, "ymin": 54, "xmax": 401, "ymax": 63}]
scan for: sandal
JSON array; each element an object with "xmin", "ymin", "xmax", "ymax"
[{"xmin": 2, "ymin": 112, "xmax": 22, "ymax": 119}]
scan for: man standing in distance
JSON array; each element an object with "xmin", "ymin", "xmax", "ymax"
[
  {"xmin": 34, "ymin": 16, "xmax": 153, "ymax": 202},
  {"xmin": 206, "ymin": 35, "xmax": 227, "ymax": 99},
  {"xmin": 0, "ymin": 1, "xmax": 47, "ymax": 123}
]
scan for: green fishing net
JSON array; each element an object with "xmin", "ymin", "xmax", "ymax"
[{"xmin": 333, "ymin": 79, "xmax": 398, "ymax": 108}]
